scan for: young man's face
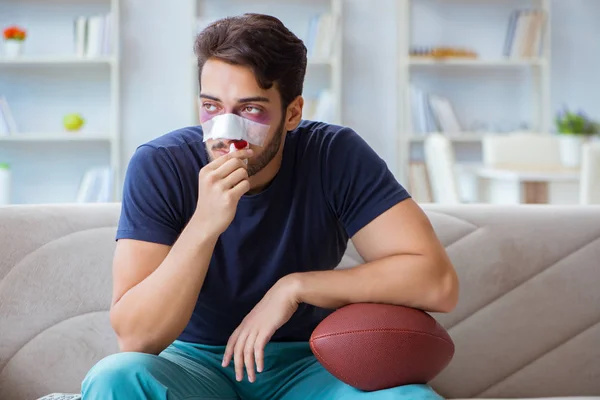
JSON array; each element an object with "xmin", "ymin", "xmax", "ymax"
[{"xmin": 199, "ymin": 58, "xmax": 287, "ymax": 176}]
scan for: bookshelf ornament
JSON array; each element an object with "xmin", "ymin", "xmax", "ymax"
[
  {"xmin": 555, "ymin": 107, "xmax": 599, "ymax": 168},
  {"xmin": 63, "ymin": 113, "xmax": 85, "ymax": 132},
  {"xmin": 3, "ymin": 26, "xmax": 26, "ymax": 58}
]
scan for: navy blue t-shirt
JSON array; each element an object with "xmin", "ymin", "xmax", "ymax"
[{"xmin": 116, "ymin": 120, "xmax": 410, "ymax": 346}]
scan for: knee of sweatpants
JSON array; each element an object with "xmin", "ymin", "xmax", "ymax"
[
  {"xmin": 378, "ymin": 384, "xmax": 444, "ymax": 400},
  {"xmin": 81, "ymin": 352, "xmax": 167, "ymax": 399}
]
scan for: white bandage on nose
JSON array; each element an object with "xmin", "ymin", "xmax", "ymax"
[{"xmin": 201, "ymin": 113, "xmax": 270, "ymax": 146}]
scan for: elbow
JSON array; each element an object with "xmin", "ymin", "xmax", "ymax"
[
  {"xmin": 116, "ymin": 336, "xmax": 162, "ymax": 355},
  {"xmin": 110, "ymin": 308, "xmax": 162, "ymax": 355},
  {"xmin": 429, "ymin": 261, "xmax": 459, "ymax": 313}
]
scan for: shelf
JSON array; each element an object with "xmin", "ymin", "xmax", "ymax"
[
  {"xmin": 307, "ymin": 56, "xmax": 336, "ymax": 66},
  {"xmin": 191, "ymin": 55, "xmax": 334, "ymax": 67},
  {"xmin": 409, "ymin": 133, "xmax": 488, "ymax": 142},
  {"xmin": 406, "ymin": 57, "xmax": 547, "ymax": 68},
  {"xmin": 0, "ymin": 134, "xmax": 113, "ymax": 142},
  {"xmin": 409, "ymin": 132, "xmax": 551, "ymax": 143},
  {"xmin": 0, "ymin": 56, "xmax": 117, "ymax": 67}
]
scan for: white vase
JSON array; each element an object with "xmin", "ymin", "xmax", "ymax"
[
  {"xmin": 559, "ymin": 135, "xmax": 584, "ymax": 168},
  {"xmin": 0, "ymin": 163, "xmax": 11, "ymax": 205},
  {"xmin": 4, "ymin": 40, "xmax": 23, "ymax": 58}
]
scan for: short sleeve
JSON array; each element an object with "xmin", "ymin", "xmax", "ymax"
[
  {"xmin": 116, "ymin": 145, "xmax": 183, "ymax": 245},
  {"xmin": 321, "ymin": 128, "xmax": 411, "ymax": 238}
]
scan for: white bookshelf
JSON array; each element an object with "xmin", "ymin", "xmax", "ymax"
[
  {"xmin": 0, "ymin": 134, "xmax": 111, "ymax": 142},
  {"xmin": 407, "ymin": 57, "xmax": 547, "ymax": 68},
  {"xmin": 190, "ymin": 0, "xmax": 343, "ymax": 126},
  {"xmin": 408, "ymin": 133, "xmax": 488, "ymax": 143},
  {"xmin": 0, "ymin": 0, "xmax": 120, "ymax": 205},
  {"xmin": 0, "ymin": 56, "xmax": 117, "ymax": 66},
  {"xmin": 396, "ymin": 0, "xmax": 552, "ymax": 183}
]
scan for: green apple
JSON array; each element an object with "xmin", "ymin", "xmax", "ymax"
[{"xmin": 63, "ymin": 113, "xmax": 85, "ymax": 131}]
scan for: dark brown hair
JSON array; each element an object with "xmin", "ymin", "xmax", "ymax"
[{"xmin": 194, "ymin": 13, "xmax": 307, "ymax": 108}]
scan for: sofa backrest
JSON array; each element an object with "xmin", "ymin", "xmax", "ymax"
[{"xmin": 0, "ymin": 203, "xmax": 599, "ymax": 399}]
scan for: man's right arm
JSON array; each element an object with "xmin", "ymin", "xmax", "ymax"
[
  {"xmin": 109, "ymin": 218, "xmax": 217, "ymax": 355},
  {"xmin": 110, "ymin": 146, "xmax": 252, "ymax": 355}
]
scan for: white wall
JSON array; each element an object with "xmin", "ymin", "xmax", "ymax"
[
  {"xmin": 119, "ymin": 0, "xmax": 196, "ymax": 166},
  {"xmin": 341, "ymin": 0, "xmax": 399, "ymax": 170},
  {"xmin": 551, "ymin": 0, "xmax": 600, "ymax": 118},
  {"xmin": 118, "ymin": 0, "xmax": 600, "ymax": 185}
]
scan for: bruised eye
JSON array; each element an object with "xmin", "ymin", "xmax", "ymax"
[
  {"xmin": 243, "ymin": 106, "xmax": 261, "ymax": 115},
  {"xmin": 203, "ymin": 103, "xmax": 219, "ymax": 113}
]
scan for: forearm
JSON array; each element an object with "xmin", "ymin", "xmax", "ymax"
[
  {"xmin": 293, "ymin": 254, "xmax": 458, "ymax": 313},
  {"xmin": 110, "ymin": 218, "xmax": 217, "ymax": 354}
]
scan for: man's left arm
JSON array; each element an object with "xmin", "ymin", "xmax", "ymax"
[
  {"xmin": 223, "ymin": 128, "xmax": 459, "ymax": 382},
  {"xmin": 288, "ymin": 197, "xmax": 459, "ymax": 313},
  {"xmin": 225, "ymin": 198, "xmax": 459, "ymax": 383}
]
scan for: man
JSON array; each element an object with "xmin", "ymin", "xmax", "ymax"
[{"xmin": 82, "ymin": 13, "xmax": 458, "ymax": 400}]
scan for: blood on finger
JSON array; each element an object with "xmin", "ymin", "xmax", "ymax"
[{"xmin": 233, "ymin": 139, "xmax": 248, "ymax": 150}]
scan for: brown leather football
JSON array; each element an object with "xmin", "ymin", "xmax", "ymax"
[{"xmin": 309, "ymin": 303, "xmax": 454, "ymax": 391}]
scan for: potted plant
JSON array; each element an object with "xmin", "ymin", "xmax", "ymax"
[
  {"xmin": 3, "ymin": 25, "xmax": 27, "ymax": 58},
  {"xmin": 555, "ymin": 107, "xmax": 599, "ymax": 168}
]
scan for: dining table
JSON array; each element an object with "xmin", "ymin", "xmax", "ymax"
[{"xmin": 470, "ymin": 164, "xmax": 580, "ymax": 204}]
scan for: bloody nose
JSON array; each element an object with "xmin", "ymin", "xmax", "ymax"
[{"xmin": 233, "ymin": 140, "xmax": 248, "ymax": 150}]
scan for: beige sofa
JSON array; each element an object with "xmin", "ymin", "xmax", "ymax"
[{"xmin": 0, "ymin": 203, "xmax": 599, "ymax": 400}]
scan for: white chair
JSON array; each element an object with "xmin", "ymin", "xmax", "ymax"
[
  {"xmin": 580, "ymin": 141, "xmax": 600, "ymax": 204},
  {"xmin": 480, "ymin": 132, "xmax": 577, "ymax": 204},
  {"xmin": 423, "ymin": 133, "xmax": 461, "ymax": 204},
  {"xmin": 482, "ymin": 132, "xmax": 561, "ymax": 167}
]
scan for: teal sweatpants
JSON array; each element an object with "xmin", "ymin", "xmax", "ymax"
[{"xmin": 81, "ymin": 340, "xmax": 444, "ymax": 400}]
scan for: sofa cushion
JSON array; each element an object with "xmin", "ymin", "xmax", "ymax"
[{"xmin": 0, "ymin": 204, "xmax": 120, "ymax": 400}]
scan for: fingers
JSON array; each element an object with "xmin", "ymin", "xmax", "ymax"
[
  {"xmin": 221, "ymin": 166, "xmax": 249, "ymax": 190},
  {"xmin": 208, "ymin": 149, "xmax": 253, "ymax": 170},
  {"xmin": 222, "ymin": 328, "xmax": 240, "ymax": 368},
  {"xmin": 223, "ymin": 327, "xmax": 263, "ymax": 383},
  {"xmin": 229, "ymin": 178, "xmax": 251, "ymax": 200},
  {"xmin": 214, "ymin": 157, "xmax": 248, "ymax": 180},
  {"xmin": 244, "ymin": 331, "xmax": 258, "ymax": 383},
  {"xmin": 233, "ymin": 331, "xmax": 249, "ymax": 382},
  {"xmin": 254, "ymin": 333, "xmax": 269, "ymax": 374}
]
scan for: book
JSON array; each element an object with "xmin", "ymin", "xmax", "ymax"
[
  {"xmin": 429, "ymin": 95, "xmax": 462, "ymax": 134},
  {"xmin": 306, "ymin": 13, "xmax": 339, "ymax": 59},
  {"xmin": 408, "ymin": 162, "xmax": 433, "ymax": 203},
  {"xmin": 504, "ymin": 9, "xmax": 546, "ymax": 58},
  {"xmin": 0, "ymin": 96, "xmax": 18, "ymax": 135},
  {"xmin": 0, "ymin": 112, "xmax": 9, "ymax": 136},
  {"xmin": 74, "ymin": 17, "xmax": 87, "ymax": 57},
  {"xmin": 75, "ymin": 167, "xmax": 113, "ymax": 203},
  {"xmin": 73, "ymin": 13, "xmax": 113, "ymax": 57},
  {"xmin": 410, "ymin": 86, "xmax": 430, "ymax": 135},
  {"xmin": 409, "ymin": 86, "xmax": 462, "ymax": 135}
]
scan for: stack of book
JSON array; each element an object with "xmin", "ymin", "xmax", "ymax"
[
  {"xmin": 410, "ymin": 46, "xmax": 478, "ymax": 59},
  {"xmin": 76, "ymin": 166, "xmax": 113, "ymax": 203},
  {"xmin": 73, "ymin": 13, "xmax": 113, "ymax": 58},
  {"xmin": 195, "ymin": 13, "xmax": 338, "ymax": 60},
  {"xmin": 504, "ymin": 9, "xmax": 546, "ymax": 59},
  {"xmin": 0, "ymin": 96, "xmax": 18, "ymax": 136},
  {"xmin": 410, "ymin": 86, "xmax": 462, "ymax": 135},
  {"xmin": 305, "ymin": 13, "xmax": 339, "ymax": 59}
]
